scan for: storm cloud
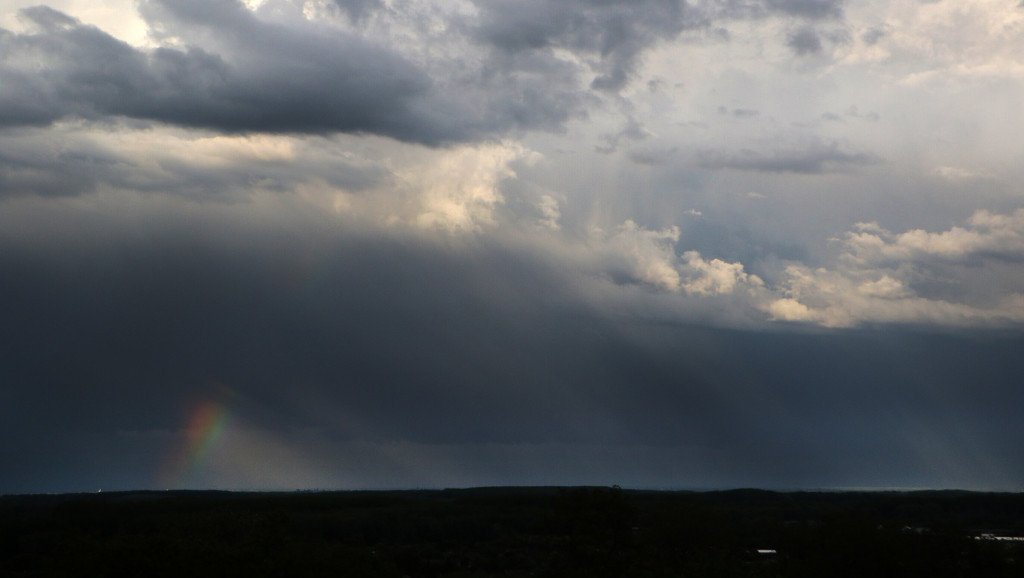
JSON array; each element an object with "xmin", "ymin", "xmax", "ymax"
[
  {"xmin": 0, "ymin": 5, "xmax": 433, "ymax": 138},
  {"xmin": 0, "ymin": 0, "xmax": 592, "ymax": 144}
]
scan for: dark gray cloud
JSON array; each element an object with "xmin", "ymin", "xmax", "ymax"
[
  {"xmin": 0, "ymin": 4, "xmax": 438, "ymax": 140},
  {"xmin": 704, "ymin": 0, "xmax": 845, "ymax": 21},
  {"xmin": 862, "ymin": 27, "xmax": 886, "ymax": 45},
  {"xmin": 473, "ymin": 0, "xmax": 694, "ymax": 91},
  {"xmin": 0, "ymin": 145, "xmax": 107, "ymax": 197},
  {"xmin": 0, "ymin": 0, "xmax": 856, "ymax": 148},
  {"xmin": 331, "ymin": 0, "xmax": 384, "ymax": 23},
  {"xmin": 2, "ymin": 210, "xmax": 1023, "ymax": 492},
  {"xmin": 597, "ymin": 117, "xmax": 650, "ymax": 153},
  {"xmin": 0, "ymin": 127, "xmax": 388, "ymax": 199},
  {"xmin": 698, "ymin": 140, "xmax": 879, "ymax": 173},
  {"xmin": 786, "ymin": 25, "xmax": 823, "ymax": 54},
  {"xmin": 4, "ymin": 0, "xmax": 812, "ymax": 148},
  {"xmin": 627, "ymin": 147, "xmax": 678, "ymax": 165},
  {"xmin": 765, "ymin": 0, "xmax": 845, "ymax": 19},
  {"xmin": 0, "ymin": 1, "xmax": 590, "ymax": 145},
  {"xmin": 719, "ymin": 106, "xmax": 761, "ymax": 118}
]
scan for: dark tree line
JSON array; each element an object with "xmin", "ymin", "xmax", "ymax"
[{"xmin": 2, "ymin": 487, "xmax": 1023, "ymax": 577}]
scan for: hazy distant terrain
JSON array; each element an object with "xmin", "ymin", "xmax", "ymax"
[{"xmin": 3, "ymin": 487, "xmax": 1023, "ymax": 577}]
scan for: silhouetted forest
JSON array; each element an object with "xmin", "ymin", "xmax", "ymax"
[{"xmin": 3, "ymin": 487, "xmax": 1023, "ymax": 577}]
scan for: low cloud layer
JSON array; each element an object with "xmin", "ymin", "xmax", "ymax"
[{"xmin": 2, "ymin": 201, "xmax": 1022, "ymax": 492}]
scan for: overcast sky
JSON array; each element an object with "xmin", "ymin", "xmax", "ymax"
[{"xmin": 3, "ymin": 0, "xmax": 1024, "ymax": 494}]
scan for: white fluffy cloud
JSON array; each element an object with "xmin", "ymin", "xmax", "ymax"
[
  {"xmin": 844, "ymin": 209, "xmax": 1024, "ymax": 264},
  {"xmin": 680, "ymin": 250, "xmax": 764, "ymax": 296},
  {"xmin": 598, "ymin": 220, "xmax": 763, "ymax": 297},
  {"xmin": 604, "ymin": 220, "xmax": 684, "ymax": 291},
  {"xmin": 405, "ymin": 143, "xmax": 533, "ymax": 233},
  {"xmin": 767, "ymin": 210, "xmax": 1024, "ymax": 327}
]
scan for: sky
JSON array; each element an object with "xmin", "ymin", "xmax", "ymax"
[{"xmin": 2, "ymin": 0, "xmax": 1024, "ymax": 494}]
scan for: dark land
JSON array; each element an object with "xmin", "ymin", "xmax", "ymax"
[{"xmin": 3, "ymin": 486, "xmax": 1024, "ymax": 577}]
